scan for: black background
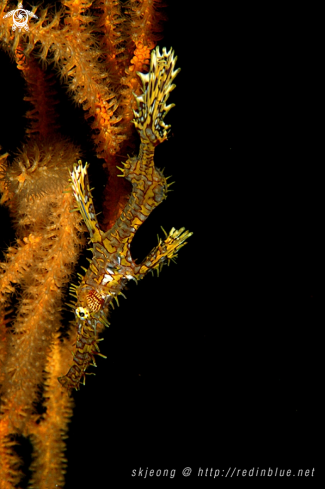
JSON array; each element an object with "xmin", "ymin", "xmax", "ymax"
[{"xmin": 0, "ymin": 1, "xmax": 322, "ymax": 486}]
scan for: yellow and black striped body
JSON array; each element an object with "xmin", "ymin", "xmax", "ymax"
[{"xmin": 58, "ymin": 47, "xmax": 192, "ymax": 390}]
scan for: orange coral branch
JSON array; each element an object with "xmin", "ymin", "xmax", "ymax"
[
  {"xmin": 27, "ymin": 333, "xmax": 75, "ymax": 488},
  {"xmin": 14, "ymin": 45, "xmax": 60, "ymax": 139},
  {"xmin": 0, "ymin": 141, "xmax": 85, "ymax": 432}
]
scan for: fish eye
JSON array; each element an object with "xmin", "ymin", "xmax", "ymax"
[{"xmin": 76, "ymin": 307, "xmax": 89, "ymax": 320}]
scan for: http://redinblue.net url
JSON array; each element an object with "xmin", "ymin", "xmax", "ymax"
[{"xmin": 131, "ymin": 467, "xmax": 315, "ymax": 478}]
